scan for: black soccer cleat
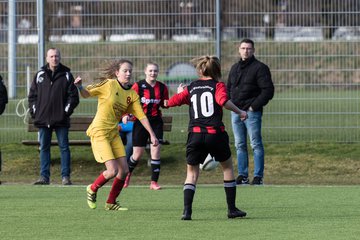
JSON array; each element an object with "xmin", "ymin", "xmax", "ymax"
[
  {"xmin": 236, "ymin": 175, "xmax": 250, "ymax": 185},
  {"xmin": 251, "ymin": 176, "xmax": 263, "ymax": 185},
  {"xmin": 181, "ymin": 209, "xmax": 192, "ymax": 220},
  {"xmin": 33, "ymin": 176, "xmax": 50, "ymax": 185},
  {"xmin": 228, "ymin": 208, "xmax": 247, "ymax": 219}
]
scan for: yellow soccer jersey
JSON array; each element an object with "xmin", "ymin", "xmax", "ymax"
[{"xmin": 85, "ymin": 79, "xmax": 146, "ymax": 137}]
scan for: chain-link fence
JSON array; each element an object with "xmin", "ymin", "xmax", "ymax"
[{"xmin": 1, "ymin": 0, "xmax": 360, "ymax": 144}]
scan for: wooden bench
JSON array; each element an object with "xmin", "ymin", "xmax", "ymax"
[{"xmin": 21, "ymin": 115, "xmax": 173, "ymax": 146}]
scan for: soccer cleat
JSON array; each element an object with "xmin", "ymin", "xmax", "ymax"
[
  {"xmin": 86, "ymin": 184, "xmax": 97, "ymax": 209},
  {"xmin": 105, "ymin": 202, "xmax": 128, "ymax": 211},
  {"xmin": 62, "ymin": 176, "xmax": 72, "ymax": 185},
  {"xmin": 228, "ymin": 208, "xmax": 247, "ymax": 219},
  {"xmin": 251, "ymin": 176, "xmax": 263, "ymax": 185},
  {"xmin": 236, "ymin": 175, "xmax": 249, "ymax": 185},
  {"xmin": 150, "ymin": 181, "xmax": 161, "ymax": 190},
  {"xmin": 33, "ymin": 176, "xmax": 49, "ymax": 185},
  {"xmin": 181, "ymin": 209, "xmax": 192, "ymax": 220},
  {"xmin": 123, "ymin": 172, "xmax": 132, "ymax": 188}
]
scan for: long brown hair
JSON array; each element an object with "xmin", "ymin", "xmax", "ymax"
[
  {"xmin": 98, "ymin": 59, "xmax": 133, "ymax": 81},
  {"xmin": 190, "ymin": 55, "xmax": 221, "ymax": 81}
]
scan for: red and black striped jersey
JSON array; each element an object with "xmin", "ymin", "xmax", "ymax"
[
  {"xmin": 132, "ymin": 80, "xmax": 169, "ymax": 118},
  {"xmin": 167, "ymin": 79, "xmax": 229, "ymax": 134}
]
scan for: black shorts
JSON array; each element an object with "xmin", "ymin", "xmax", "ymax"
[
  {"xmin": 186, "ymin": 131, "xmax": 231, "ymax": 166},
  {"xmin": 132, "ymin": 117, "xmax": 164, "ymax": 147}
]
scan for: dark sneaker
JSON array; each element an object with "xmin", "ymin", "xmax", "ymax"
[
  {"xmin": 181, "ymin": 209, "xmax": 192, "ymax": 220},
  {"xmin": 228, "ymin": 208, "xmax": 247, "ymax": 219},
  {"xmin": 251, "ymin": 177, "xmax": 263, "ymax": 185},
  {"xmin": 236, "ymin": 175, "xmax": 249, "ymax": 185},
  {"xmin": 33, "ymin": 176, "xmax": 49, "ymax": 185},
  {"xmin": 62, "ymin": 177, "xmax": 72, "ymax": 185}
]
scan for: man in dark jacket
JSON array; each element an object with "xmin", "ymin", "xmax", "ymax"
[
  {"xmin": 0, "ymin": 75, "xmax": 7, "ymax": 185},
  {"xmin": 227, "ymin": 39, "xmax": 274, "ymax": 185},
  {"xmin": 28, "ymin": 48, "xmax": 79, "ymax": 185},
  {"xmin": 0, "ymin": 75, "xmax": 8, "ymax": 115}
]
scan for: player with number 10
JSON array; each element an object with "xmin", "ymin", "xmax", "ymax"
[{"xmin": 164, "ymin": 55, "xmax": 248, "ymax": 220}]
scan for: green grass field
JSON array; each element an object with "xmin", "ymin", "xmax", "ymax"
[
  {"xmin": 1, "ymin": 142, "xmax": 360, "ymax": 239},
  {"xmin": 2, "ymin": 141, "xmax": 360, "ymax": 185},
  {"xmin": 1, "ymin": 185, "xmax": 359, "ymax": 240}
]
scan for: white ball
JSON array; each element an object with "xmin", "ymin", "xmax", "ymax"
[{"xmin": 200, "ymin": 154, "xmax": 219, "ymax": 171}]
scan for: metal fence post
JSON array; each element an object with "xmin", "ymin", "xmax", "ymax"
[
  {"xmin": 37, "ymin": 0, "xmax": 45, "ymax": 69},
  {"xmin": 215, "ymin": 0, "xmax": 221, "ymax": 59},
  {"xmin": 8, "ymin": 0, "xmax": 16, "ymax": 98}
]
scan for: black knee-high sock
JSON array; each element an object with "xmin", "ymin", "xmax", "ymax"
[
  {"xmin": 128, "ymin": 156, "xmax": 138, "ymax": 173},
  {"xmin": 183, "ymin": 183, "xmax": 196, "ymax": 210},
  {"xmin": 224, "ymin": 180, "xmax": 237, "ymax": 211},
  {"xmin": 150, "ymin": 159, "xmax": 160, "ymax": 182}
]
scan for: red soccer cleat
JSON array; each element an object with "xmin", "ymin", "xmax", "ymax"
[{"xmin": 149, "ymin": 181, "xmax": 161, "ymax": 190}]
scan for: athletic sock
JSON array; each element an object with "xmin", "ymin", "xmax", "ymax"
[
  {"xmin": 183, "ymin": 183, "xmax": 196, "ymax": 210},
  {"xmin": 150, "ymin": 159, "xmax": 161, "ymax": 182},
  {"xmin": 128, "ymin": 156, "xmax": 138, "ymax": 173},
  {"xmin": 224, "ymin": 180, "xmax": 237, "ymax": 211},
  {"xmin": 91, "ymin": 172, "xmax": 109, "ymax": 192},
  {"xmin": 107, "ymin": 177, "xmax": 125, "ymax": 204}
]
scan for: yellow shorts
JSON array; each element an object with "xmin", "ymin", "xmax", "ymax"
[{"xmin": 90, "ymin": 131, "xmax": 125, "ymax": 163}]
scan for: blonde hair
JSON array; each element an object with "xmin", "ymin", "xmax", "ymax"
[
  {"xmin": 98, "ymin": 59, "xmax": 133, "ymax": 81},
  {"xmin": 145, "ymin": 61, "xmax": 159, "ymax": 70},
  {"xmin": 190, "ymin": 55, "xmax": 221, "ymax": 81}
]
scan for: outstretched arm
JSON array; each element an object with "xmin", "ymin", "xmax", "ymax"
[
  {"xmin": 164, "ymin": 85, "xmax": 190, "ymax": 108},
  {"xmin": 74, "ymin": 76, "xmax": 91, "ymax": 98},
  {"xmin": 224, "ymin": 100, "xmax": 247, "ymax": 121}
]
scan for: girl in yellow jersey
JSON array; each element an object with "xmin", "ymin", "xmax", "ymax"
[{"xmin": 74, "ymin": 59, "xmax": 159, "ymax": 211}]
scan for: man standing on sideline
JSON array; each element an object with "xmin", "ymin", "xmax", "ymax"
[
  {"xmin": 227, "ymin": 39, "xmax": 274, "ymax": 185},
  {"xmin": 28, "ymin": 48, "xmax": 79, "ymax": 185},
  {"xmin": 0, "ymin": 75, "xmax": 8, "ymax": 115},
  {"xmin": 0, "ymin": 75, "xmax": 8, "ymax": 185}
]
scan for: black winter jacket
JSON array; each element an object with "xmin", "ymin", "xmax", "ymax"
[
  {"xmin": 28, "ymin": 63, "xmax": 79, "ymax": 128},
  {"xmin": 0, "ymin": 75, "xmax": 8, "ymax": 115},
  {"xmin": 227, "ymin": 56, "xmax": 274, "ymax": 112}
]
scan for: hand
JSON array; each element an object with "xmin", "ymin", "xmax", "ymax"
[
  {"xmin": 177, "ymin": 83, "xmax": 186, "ymax": 94},
  {"xmin": 122, "ymin": 115, "xmax": 129, "ymax": 124},
  {"xmin": 150, "ymin": 135, "xmax": 159, "ymax": 146},
  {"xmin": 163, "ymin": 100, "xmax": 168, "ymax": 107},
  {"xmin": 74, "ymin": 76, "xmax": 83, "ymax": 88},
  {"xmin": 240, "ymin": 110, "xmax": 247, "ymax": 121}
]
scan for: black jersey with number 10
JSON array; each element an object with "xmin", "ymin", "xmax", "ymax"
[{"xmin": 187, "ymin": 79, "xmax": 226, "ymax": 134}]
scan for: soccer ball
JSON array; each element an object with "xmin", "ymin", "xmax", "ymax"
[{"xmin": 200, "ymin": 154, "xmax": 219, "ymax": 171}]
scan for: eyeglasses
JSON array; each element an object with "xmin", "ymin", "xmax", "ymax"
[{"xmin": 240, "ymin": 47, "xmax": 253, "ymax": 51}]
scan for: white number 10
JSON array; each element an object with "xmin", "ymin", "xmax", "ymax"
[{"xmin": 190, "ymin": 92, "xmax": 214, "ymax": 119}]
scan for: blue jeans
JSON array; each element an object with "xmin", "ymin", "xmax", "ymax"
[
  {"xmin": 120, "ymin": 131, "xmax": 133, "ymax": 162},
  {"xmin": 231, "ymin": 111, "xmax": 264, "ymax": 178},
  {"xmin": 39, "ymin": 127, "xmax": 71, "ymax": 180}
]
